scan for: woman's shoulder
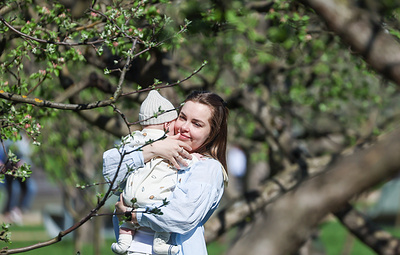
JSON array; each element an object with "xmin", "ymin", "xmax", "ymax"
[
  {"xmin": 197, "ymin": 157, "xmax": 228, "ymax": 184},
  {"xmin": 192, "ymin": 157, "xmax": 224, "ymax": 177},
  {"xmin": 195, "ymin": 156, "xmax": 221, "ymax": 166}
]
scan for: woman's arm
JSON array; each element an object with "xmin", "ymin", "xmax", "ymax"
[
  {"xmin": 136, "ymin": 159, "xmax": 225, "ymax": 234},
  {"xmin": 103, "ymin": 133, "xmax": 192, "ymax": 187},
  {"xmin": 141, "ymin": 133, "xmax": 192, "ymax": 168}
]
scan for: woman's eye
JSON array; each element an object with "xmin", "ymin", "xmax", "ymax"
[{"xmin": 194, "ymin": 122, "xmax": 201, "ymax": 127}]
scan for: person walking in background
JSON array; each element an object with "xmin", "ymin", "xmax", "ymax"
[
  {"xmin": 226, "ymin": 144, "xmax": 247, "ymax": 199},
  {"xmin": 1, "ymin": 133, "xmax": 37, "ymax": 225}
]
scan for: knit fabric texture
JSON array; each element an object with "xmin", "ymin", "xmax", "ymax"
[{"xmin": 139, "ymin": 90, "xmax": 178, "ymax": 125}]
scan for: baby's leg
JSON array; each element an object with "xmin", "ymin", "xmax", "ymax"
[
  {"xmin": 153, "ymin": 232, "xmax": 179, "ymax": 255},
  {"xmin": 111, "ymin": 227, "xmax": 135, "ymax": 254}
]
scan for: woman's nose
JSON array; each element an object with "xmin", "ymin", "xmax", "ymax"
[{"xmin": 181, "ymin": 122, "xmax": 190, "ymax": 132}]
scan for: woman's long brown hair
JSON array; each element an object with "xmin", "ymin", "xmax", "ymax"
[{"xmin": 182, "ymin": 91, "xmax": 229, "ymax": 174}]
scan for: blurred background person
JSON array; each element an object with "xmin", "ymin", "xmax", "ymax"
[
  {"xmin": 1, "ymin": 133, "xmax": 37, "ymax": 225},
  {"xmin": 226, "ymin": 144, "xmax": 247, "ymax": 199}
]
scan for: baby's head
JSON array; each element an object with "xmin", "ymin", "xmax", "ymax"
[{"xmin": 139, "ymin": 90, "xmax": 177, "ymax": 135}]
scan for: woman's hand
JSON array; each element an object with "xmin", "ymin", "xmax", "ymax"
[{"xmin": 142, "ymin": 133, "xmax": 192, "ymax": 169}]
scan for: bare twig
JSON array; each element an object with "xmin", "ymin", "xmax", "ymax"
[{"xmin": 0, "ymin": 15, "xmax": 106, "ymax": 47}]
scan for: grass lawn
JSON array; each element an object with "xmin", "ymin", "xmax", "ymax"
[
  {"xmin": 3, "ymin": 220, "xmax": 400, "ymax": 254},
  {"xmin": 3, "ymin": 240, "xmax": 227, "ymax": 255},
  {"xmin": 1, "ymin": 224, "xmax": 113, "ymax": 254},
  {"xmin": 2, "ymin": 240, "xmax": 113, "ymax": 254},
  {"xmin": 319, "ymin": 220, "xmax": 376, "ymax": 255},
  {"xmin": 319, "ymin": 219, "xmax": 400, "ymax": 255},
  {"xmin": 1, "ymin": 224, "xmax": 228, "ymax": 254}
]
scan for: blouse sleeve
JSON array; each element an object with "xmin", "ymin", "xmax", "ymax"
[
  {"xmin": 102, "ymin": 147, "xmax": 145, "ymax": 190},
  {"xmin": 137, "ymin": 158, "xmax": 225, "ymax": 234}
]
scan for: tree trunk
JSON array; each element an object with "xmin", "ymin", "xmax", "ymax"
[{"xmin": 227, "ymin": 130, "xmax": 400, "ymax": 255}]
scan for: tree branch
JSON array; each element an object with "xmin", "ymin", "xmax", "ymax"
[
  {"xmin": 205, "ymin": 155, "xmax": 332, "ymax": 242},
  {"xmin": 334, "ymin": 202, "xmax": 400, "ymax": 255},
  {"xmin": 300, "ymin": 0, "xmax": 400, "ymax": 86},
  {"xmin": 0, "ymin": 15, "xmax": 107, "ymax": 47},
  {"xmin": 0, "ymin": 90, "xmax": 114, "ymax": 110}
]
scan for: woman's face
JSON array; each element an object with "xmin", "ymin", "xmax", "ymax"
[{"xmin": 175, "ymin": 101, "xmax": 212, "ymax": 152}]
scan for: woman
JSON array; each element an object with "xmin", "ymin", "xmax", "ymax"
[{"xmin": 110, "ymin": 91, "xmax": 229, "ymax": 255}]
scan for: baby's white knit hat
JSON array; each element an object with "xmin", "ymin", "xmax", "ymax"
[{"xmin": 139, "ymin": 90, "xmax": 178, "ymax": 125}]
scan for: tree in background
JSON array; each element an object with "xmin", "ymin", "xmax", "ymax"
[
  {"xmin": 2, "ymin": 0, "xmax": 400, "ymax": 254},
  {"xmin": 0, "ymin": 0, "xmax": 195, "ymax": 253}
]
